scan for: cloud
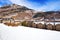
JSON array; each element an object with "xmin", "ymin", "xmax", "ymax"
[
  {"xmin": 9, "ymin": 0, "xmax": 42, "ymax": 10},
  {"xmin": 0, "ymin": 0, "xmax": 60, "ymax": 11},
  {"xmin": 9, "ymin": 0, "xmax": 32, "ymax": 8},
  {"xmin": 37, "ymin": 1, "xmax": 60, "ymax": 11},
  {"xmin": 9, "ymin": 0, "xmax": 60, "ymax": 11}
]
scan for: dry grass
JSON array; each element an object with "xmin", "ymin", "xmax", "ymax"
[
  {"xmin": 56, "ymin": 24, "xmax": 60, "ymax": 31},
  {"xmin": 32, "ymin": 23, "xmax": 36, "ymax": 28},
  {"xmin": 37, "ymin": 23, "xmax": 45, "ymax": 29},
  {"xmin": 3, "ymin": 21, "xmax": 60, "ymax": 31},
  {"xmin": 4, "ymin": 22, "xmax": 21, "ymax": 26},
  {"xmin": 46, "ymin": 24, "xmax": 53, "ymax": 30}
]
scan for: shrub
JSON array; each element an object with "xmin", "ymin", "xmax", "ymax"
[
  {"xmin": 46, "ymin": 24, "xmax": 53, "ymax": 30},
  {"xmin": 21, "ymin": 21, "xmax": 28, "ymax": 26},
  {"xmin": 55, "ymin": 24, "xmax": 60, "ymax": 31},
  {"xmin": 37, "ymin": 23, "xmax": 45, "ymax": 29}
]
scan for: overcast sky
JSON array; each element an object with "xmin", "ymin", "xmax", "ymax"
[{"xmin": 0, "ymin": 0, "xmax": 60, "ymax": 11}]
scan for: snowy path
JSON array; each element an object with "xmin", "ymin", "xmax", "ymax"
[{"xmin": 0, "ymin": 23, "xmax": 60, "ymax": 40}]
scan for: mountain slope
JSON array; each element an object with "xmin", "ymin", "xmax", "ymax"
[{"xmin": 0, "ymin": 4, "xmax": 35, "ymax": 19}]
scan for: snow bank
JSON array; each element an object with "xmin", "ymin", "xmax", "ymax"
[{"xmin": 0, "ymin": 23, "xmax": 60, "ymax": 40}]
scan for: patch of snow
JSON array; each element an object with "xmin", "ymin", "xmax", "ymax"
[
  {"xmin": 46, "ymin": 22, "xmax": 60, "ymax": 25},
  {"xmin": 0, "ymin": 23, "xmax": 60, "ymax": 40},
  {"xmin": 34, "ymin": 21, "xmax": 44, "ymax": 24}
]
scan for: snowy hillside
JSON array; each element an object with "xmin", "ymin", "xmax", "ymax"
[{"xmin": 0, "ymin": 23, "xmax": 60, "ymax": 40}]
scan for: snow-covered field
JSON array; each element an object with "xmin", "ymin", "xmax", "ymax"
[{"xmin": 0, "ymin": 23, "xmax": 60, "ymax": 40}]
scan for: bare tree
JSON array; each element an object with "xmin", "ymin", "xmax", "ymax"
[{"xmin": 53, "ymin": 13, "xmax": 56, "ymax": 30}]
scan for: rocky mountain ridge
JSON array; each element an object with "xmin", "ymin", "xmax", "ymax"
[{"xmin": 0, "ymin": 4, "xmax": 60, "ymax": 21}]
